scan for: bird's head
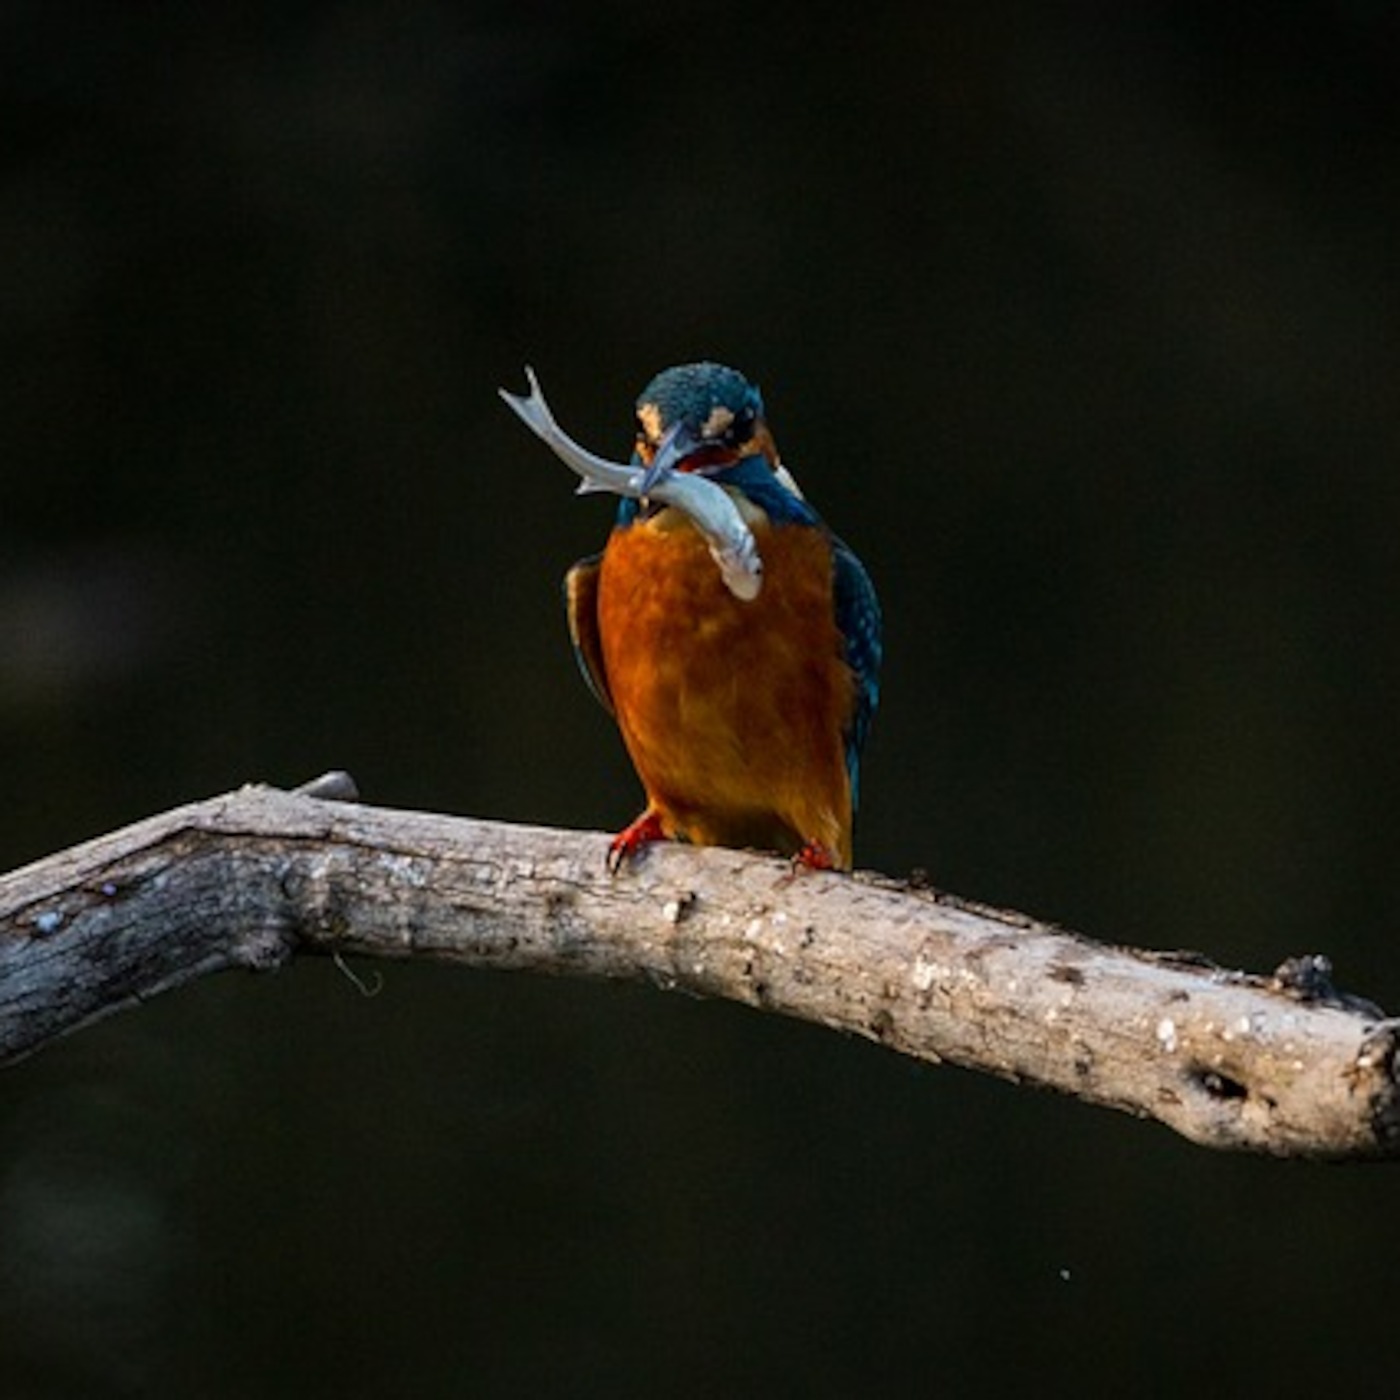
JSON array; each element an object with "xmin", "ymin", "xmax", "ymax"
[{"xmin": 632, "ymin": 362, "xmax": 781, "ymax": 493}]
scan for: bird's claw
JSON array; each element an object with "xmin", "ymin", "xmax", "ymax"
[
  {"xmin": 606, "ymin": 810, "xmax": 669, "ymax": 873},
  {"xmin": 794, "ymin": 839, "xmax": 839, "ymax": 871}
]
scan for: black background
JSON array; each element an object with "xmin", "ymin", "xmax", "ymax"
[{"xmin": 3, "ymin": 4, "xmax": 1399, "ymax": 1396}]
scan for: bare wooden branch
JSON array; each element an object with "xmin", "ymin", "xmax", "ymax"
[{"xmin": 2, "ymin": 776, "xmax": 1397, "ymax": 1159}]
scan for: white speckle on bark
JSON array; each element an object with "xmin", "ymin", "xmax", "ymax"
[
  {"xmin": 911, "ymin": 955, "xmax": 942, "ymax": 992},
  {"xmin": 379, "ymin": 853, "xmax": 428, "ymax": 888}
]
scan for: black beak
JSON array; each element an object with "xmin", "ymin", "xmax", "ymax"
[{"xmin": 637, "ymin": 421, "xmax": 704, "ymax": 496}]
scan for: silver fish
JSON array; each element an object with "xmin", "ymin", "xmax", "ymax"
[{"xmin": 499, "ymin": 366, "xmax": 763, "ymax": 600}]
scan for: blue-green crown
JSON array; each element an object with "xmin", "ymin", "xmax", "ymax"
[{"xmin": 636, "ymin": 362, "xmax": 764, "ymax": 436}]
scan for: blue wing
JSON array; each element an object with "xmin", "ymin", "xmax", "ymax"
[
  {"xmin": 831, "ymin": 537, "xmax": 881, "ymax": 809},
  {"xmin": 564, "ymin": 553, "xmax": 613, "ymax": 715}
]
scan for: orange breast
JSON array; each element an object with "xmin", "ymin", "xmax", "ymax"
[{"xmin": 597, "ymin": 506, "xmax": 855, "ymax": 865}]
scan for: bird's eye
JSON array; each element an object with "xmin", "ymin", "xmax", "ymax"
[{"xmin": 723, "ymin": 406, "xmax": 756, "ymax": 445}]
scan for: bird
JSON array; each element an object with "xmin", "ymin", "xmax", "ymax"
[{"xmin": 564, "ymin": 362, "xmax": 881, "ymax": 872}]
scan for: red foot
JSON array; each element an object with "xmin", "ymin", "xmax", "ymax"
[
  {"xmin": 793, "ymin": 839, "xmax": 839, "ymax": 871},
  {"xmin": 607, "ymin": 809, "xmax": 669, "ymax": 873}
]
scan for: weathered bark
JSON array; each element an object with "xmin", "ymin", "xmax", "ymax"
[{"xmin": 2, "ymin": 775, "xmax": 1397, "ymax": 1159}]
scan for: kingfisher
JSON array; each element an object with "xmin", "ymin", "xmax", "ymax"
[{"xmin": 565, "ymin": 362, "xmax": 881, "ymax": 871}]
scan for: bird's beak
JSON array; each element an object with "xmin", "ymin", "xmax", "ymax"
[{"xmin": 637, "ymin": 421, "xmax": 704, "ymax": 496}]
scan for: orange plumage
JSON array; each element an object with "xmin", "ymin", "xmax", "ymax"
[{"xmin": 597, "ymin": 509, "xmax": 856, "ymax": 866}]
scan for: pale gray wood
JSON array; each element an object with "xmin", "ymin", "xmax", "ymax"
[{"xmin": 2, "ymin": 777, "xmax": 1397, "ymax": 1159}]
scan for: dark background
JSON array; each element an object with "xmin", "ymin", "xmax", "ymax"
[{"xmin": 4, "ymin": 4, "xmax": 1399, "ymax": 1396}]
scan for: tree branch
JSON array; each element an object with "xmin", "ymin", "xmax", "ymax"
[{"xmin": 2, "ymin": 775, "xmax": 1397, "ymax": 1160}]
